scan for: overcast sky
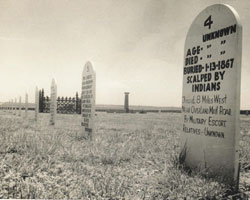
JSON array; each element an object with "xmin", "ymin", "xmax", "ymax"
[{"xmin": 0, "ymin": 0, "xmax": 250, "ymax": 108}]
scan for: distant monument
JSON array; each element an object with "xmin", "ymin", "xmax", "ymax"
[
  {"xmin": 124, "ymin": 92, "xmax": 130, "ymax": 113},
  {"xmin": 181, "ymin": 4, "xmax": 242, "ymax": 186},
  {"xmin": 35, "ymin": 87, "xmax": 39, "ymax": 121},
  {"xmin": 49, "ymin": 79, "xmax": 57, "ymax": 125},
  {"xmin": 81, "ymin": 61, "xmax": 96, "ymax": 139}
]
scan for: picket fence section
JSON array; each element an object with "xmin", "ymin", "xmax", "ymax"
[{"xmin": 39, "ymin": 89, "xmax": 81, "ymax": 114}]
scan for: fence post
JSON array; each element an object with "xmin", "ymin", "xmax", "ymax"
[
  {"xmin": 41, "ymin": 89, "xmax": 44, "ymax": 112},
  {"xmin": 76, "ymin": 92, "xmax": 82, "ymax": 114}
]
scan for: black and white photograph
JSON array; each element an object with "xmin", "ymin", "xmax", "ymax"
[{"xmin": 0, "ymin": 0, "xmax": 250, "ymax": 199}]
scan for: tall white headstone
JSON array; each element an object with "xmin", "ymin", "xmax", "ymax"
[
  {"xmin": 25, "ymin": 93, "xmax": 28, "ymax": 118},
  {"xmin": 18, "ymin": 96, "xmax": 22, "ymax": 117},
  {"xmin": 81, "ymin": 61, "xmax": 96, "ymax": 139},
  {"xmin": 181, "ymin": 4, "xmax": 242, "ymax": 185},
  {"xmin": 49, "ymin": 79, "xmax": 57, "ymax": 125},
  {"xmin": 35, "ymin": 87, "xmax": 39, "ymax": 121}
]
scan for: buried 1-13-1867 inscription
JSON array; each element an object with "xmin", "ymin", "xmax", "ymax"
[{"xmin": 181, "ymin": 4, "xmax": 242, "ymax": 185}]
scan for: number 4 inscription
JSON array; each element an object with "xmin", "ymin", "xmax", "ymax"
[{"xmin": 204, "ymin": 15, "xmax": 213, "ymax": 29}]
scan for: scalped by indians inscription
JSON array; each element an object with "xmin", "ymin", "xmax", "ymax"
[
  {"xmin": 181, "ymin": 4, "xmax": 242, "ymax": 184},
  {"xmin": 81, "ymin": 61, "xmax": 96, "ymax": 138},
  {"xmin": 184, "ymin": 24, "xmax": 236, "ymax": 94}
]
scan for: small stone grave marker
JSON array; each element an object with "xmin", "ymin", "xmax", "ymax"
[
  {"xmin": 8, "ymin": 100, "xmax": 11, "ymax": 113},
  {"xmin": 181, "ymin": 4, "xmax": 242, "ymax": 186},
  {"xmin": 25, "ymin": 93, "xmax": 28, "ymax": 118},
  {"xmin": 49, "ymin": 79, "xmax": 57, "ymax": 125},
  {"xmin": 18, "ymin": 96, "xmax": 21, "ymax": 116},
  {"xmin": 11, "ymin": 99, "xmax": 14, "ymax": 113},
  {"xmin": 81, "ymin": 61, "xmax": 96, "ymax": 139},
  {"xmin": 14, "ymin": 98, "xmax": 17, "ymax": 115},
  {"xmin": 35, "ymin": 87, "xmax": 39, "ymax": 121}
]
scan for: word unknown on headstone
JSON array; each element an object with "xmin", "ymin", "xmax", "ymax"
[
  {"xmin": 181, "ymin": 4, "xmax": 242, "ymax": 185},
  {"xmin": 81, "ymin": 61, "xmax": 96, "ymax": 139}
]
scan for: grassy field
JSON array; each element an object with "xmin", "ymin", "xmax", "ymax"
[{"xmin": 0, "ymin": 111, "xmax": 249, "ymax": 199}]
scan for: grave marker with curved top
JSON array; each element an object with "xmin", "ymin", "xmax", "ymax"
[
  {"xmin": 35, "ymin": 87, "xmax": 39, "ymax": 121},
  {"xmin": 81, "ymin": 61, "xmax": 96, "ymax": 139},
  {"xmin": 50, "ymin": 79, "xmax": 57, "ymax": 125},
  {"xmin": 181, "ymin": 4, "xmax": 242, "ymax": 185},
  {"xmin": 18, "ymin": 96, "xmax": 21, "ymax": 116},
  {"xmin": 25, "ymin": 93, "xmax": 28, "ymax": 118}
]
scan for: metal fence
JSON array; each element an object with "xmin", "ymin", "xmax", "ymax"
[{"xmin": 39, "ymin": 89, "xmax": 81, "ymax": 114}]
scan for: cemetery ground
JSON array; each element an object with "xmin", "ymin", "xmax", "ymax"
[{"xmin": 0, "ymin": 111, "xmax": 249, "ymax": 199}]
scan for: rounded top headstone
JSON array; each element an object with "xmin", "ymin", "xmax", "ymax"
[
  {"xmin": 52, "ymin": 78, "xmax": 56, "ymax": 85},
  {"xmin": 83, "ymin": 61, "xmax": 95, "ymax": 74},
  {"xmin": 182, "ymin": 4, "xmax": 242, "ymax": 185},
  {"xmin": 185, "ymin": 4, "xmax": 241, "ymax": 45}
]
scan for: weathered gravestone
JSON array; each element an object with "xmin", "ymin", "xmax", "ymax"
[
  {"xmin": 8, "ymin": 100, "xmax": 11, "ymax": 113},
  {"xmin": 9, "ymin": 100, "xmax": 11, "ymax": 113},
  {"xmin": 14, "ymin": 98, "xmax": 17, "ymax": 115},
  {"xmin": 81, "ymin": 61, "xmax": 96, "ymax": 139},
  {"xmin": 49, "ymin": 79, "xmax": 57, "ymax": 125},
  {"xmin": 35, "ymin": 87, "xmax": 39, "ymax": 121},
  {"xmin": 18, "ymin": 96, "xmax": 21, "ymax": 116},
  {"xmin": 181, "ymin": 4, "xmax": 242, "ymax": 186},
  {"xmin": 25, "ymin": 93, "xmax": 28, "ymax": 118},
  {"xmin": 11, "ymin": 99, "xmax": 14, "ymax": 113}
]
